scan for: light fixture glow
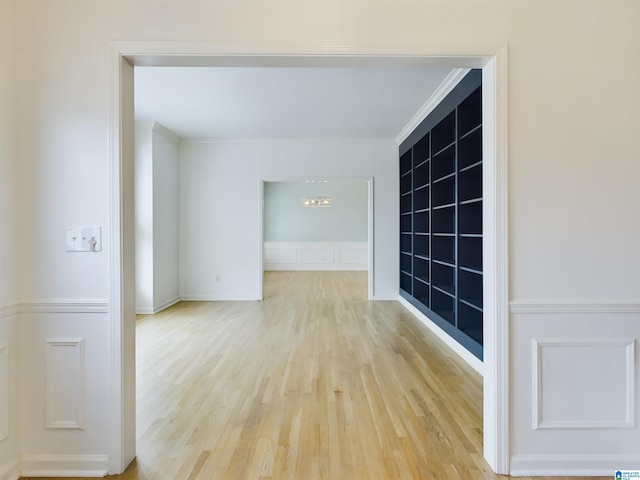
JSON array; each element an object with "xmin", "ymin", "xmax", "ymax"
[{"xmin": 301, "ymin": 196, "xmax": 333, "ymax": 208}]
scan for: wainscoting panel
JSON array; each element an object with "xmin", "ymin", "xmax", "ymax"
[
  {"xmin": 45, "ymin": 337, "xmax": 85, "ymax": 429},
  {"xmin": 264, "ymin": 242, "xmax": 367, "ymax": 271},
  {"xmin": 18, "ymin": 302, "xmax": 111, "ymax": 477},
  {"xmin": 532, "ymin": 338, "xmax": 634, "ymax": 430},
  {"xmin": 510, "ymin": 301, "xmax": 640, "ymax": 476}
]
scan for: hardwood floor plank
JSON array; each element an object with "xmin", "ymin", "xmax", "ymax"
[{"xmin": 22, "ymin": 272, "xmax": 609, "ymax": 480}]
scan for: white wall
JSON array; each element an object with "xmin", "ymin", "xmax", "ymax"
[
  {"xmin": 0, "ymin": 2, "xmax": 20, "ymax": 477},
  {"xmin": 179, "ymin": 140, "xmax": 396, "ymax": 300},
  {"xmin": 1, "ymin": 0, "xmax": 639, "ymax": 477},
  {"xmin": 264, "ymin": 181, "xmax": 368, "ymax": 242},
  {"xmin": 135, "ymin": 123, "xmax": 180, "ymax": 314}
]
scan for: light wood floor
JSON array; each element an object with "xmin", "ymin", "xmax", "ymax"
[{"xmin": 25, "ymin": 272, "xmax": 607, "ymax": 480}]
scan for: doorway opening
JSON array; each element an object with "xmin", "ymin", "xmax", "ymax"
[
  {"xmin": 110, "ymin": 46, "xmax": 508, "ymax": 475},
  {"xmin": 261, "ymin": 178, "xmax": 374, "ymax": 300}
]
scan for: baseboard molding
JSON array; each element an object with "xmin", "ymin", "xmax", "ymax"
[
  {"xmin": 398, "ymin": 296, "xmax": 483, "ymax": 376},
  {"xmin": 20, "ymin": 454, "xmax": 109, "ymax": 478},
  {"xmin": 180, "ymin": 294, "xmax": 260, "ymax": 302},
  {"xmin": 136, "ymin": 295, "xmax": 180, "ymax": 315},
  {"xmin": 0, "ymin": 458, "xmax": 19, "ymax": 480},
  {"xmin": 510, "ymin": 454, "xmax": 640, "ymax": 476}
]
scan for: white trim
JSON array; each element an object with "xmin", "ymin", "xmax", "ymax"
[
  {"xmin": 136, "ymin": 296, "xmax": 180, "ymax": 315},
  {"xmin": 510, "ymin": 454, "xmax": 640, "ymax": 477},
  {"xmin": 0, "ymin": 458, "xmax": 19, "ymax": 480},
  {"xmin": 18, "ymin": 300, "xmax": 109, "ymax": 314},
  {"xmin": 179, "ymin": 294, "xmax": 260, "ymax": 302},
  {"xmin": 482, "ymin": 45, "xmax": 510, "ymax": 475},
  {"xmin": 395, "ymin": 68, "xmax": 471, "ymax": 144},
  {"xmin": 0, "ymin": 305, "xmax": 19, "ymax": 319},
  {"xmin": 398, "ymin": 296, "xmax": 483, "ymax": 375},
  {"xmin": 152, "ymin": 122, "xmax": 181, "ymax": 143},
  {"xmin": 264, "ymin": 242, "xmax": 368, "ymax": 271},
  {"xmin": 110, "ymin": 41, "xmax": 507, "ymax": 476},
  {"xmin": 20, "ymin": 454, "xmax": 109, "ymax": 478},
  {"xmin": 45, "ymin": 338, "xmax": 86, "ymax": 430},
  {"xmin": 511, "ymin": 300, "xmax": 640, "ymax": 314},
  {"xmin": 183, "ymin": 138, "xmax": 394, "ymax": 146},
  {"xmin": 532, "ymin": 338, "xmax": 635, "ymax": 430}
]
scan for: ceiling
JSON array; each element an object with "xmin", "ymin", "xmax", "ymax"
[{"xmin": 134, "ymin": 66, "xmax": 454, "ymax": 141}]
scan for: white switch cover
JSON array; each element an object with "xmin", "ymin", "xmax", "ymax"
[{"xmin": 67, "ymin": 227, "xmax": 101, "ymax": 252}]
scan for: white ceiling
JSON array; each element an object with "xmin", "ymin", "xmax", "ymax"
[{"xmin": 134, "ymin": 66, "xmax": 454, "ymax": 141}]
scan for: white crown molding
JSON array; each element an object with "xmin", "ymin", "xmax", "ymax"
[
  {"xmin": 181, "ymin": 137, "xmax": 396, "ymax": 145},
  {"xmin": 510, "ymin": 300, "xmax": 640, "ymax": 314},
  {"xmin": 152, "ymin": 122, "xmax": 182, "ymax": 143},
  {"xmin": 395, "ymin": 68, "xmax": 471, "ymax": 145},
  {"xmin": 18, "ymin": 300, "xmax": 109, "ymax": 314}
]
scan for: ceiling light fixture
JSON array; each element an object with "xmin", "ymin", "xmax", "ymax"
[{"xmin": 301, "ymin": 180, "xmax": 332, "ymax": 207}]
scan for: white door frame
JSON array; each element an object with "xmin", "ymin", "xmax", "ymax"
[
  {"xmin": 108, "ymin": 42, "xmax": 509, "ymax": 474},
  {"xmin": 260, "ymin": 177, "xmax": 375, "ymax": 300}
]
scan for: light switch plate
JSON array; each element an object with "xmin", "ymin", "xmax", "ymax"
[{"xmin": 67, "ymin": 227, "xmax": 101, "ymax": 252}]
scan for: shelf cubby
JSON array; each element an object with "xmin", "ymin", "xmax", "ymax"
[
  {"xmin": 413, "ymin": 161, "xmax": 430, "ymax": 188},
  {"xmin": 432, "ymin": 176, "xmax": 455, "ymax": 207},
  {"xmin": 414, "ymin": 256, "xmax": 429, "ymax": 282},
  {"xmin": 458, "ymin": 236, "xmax": 482, "ymax": 272},
  {"xmin": 400, "ymin": 193, "xmax": 412, "ymax": 215},
  {"xmin": 432, "ymin": 145, "xmax": 455, "ymax": 180},
  {"xmin": 413, "ymin": 185, "xmax": 430, "ymax": 212},
  {"xmin": 431, "ymin": 111, "xmax": 456, "ymax": 154},
  {"xmin": 458, "ymin": 128, "xmax": 482, "ymax": 170},
  {"xmin": 400, "ymin": 213, "xmax": 412, "ymax": 234},
  {"xmin": 432, "ymin": 235, "xmax": 455, "ymax": 265},
  {"xmin": 457, "ymin": 86, "xmax": 482, "ymax": 137},
  {"xmin": 414, "ymin": 235, "xmax": 429, "ymax": 259},
  {"xmin": 401, "ymin": 252, "xmax": 412, "ymax": 275},
  {"xmin": 413, "ymin": 279, "xmax": 430, "ymax": 308},
  {"xmin": 457, "ymin": 301, "xmax": 483, "ymax": 344},
  {"xmin": 413, "ymin": 133, "xmax": 430, "ymax": 167},
  {"xmin": 432, "ymin": 206, "xmax": 455, "ymax": 234},
  {"xmin": 399, "ymin": 69, "xmax": 483, "ymax": 360},
  {"xmin": 400, "ymin": 272, "xmax": 412, "ymax": 294},
  {"xmin": 414, "ymin": 211, "xmax": 429, "ymax": 234},
  {"xmin": 432, "ymin": 289, "xmax": 455, "ymax": 325},
  {"xmin": 400, "ymin": 233, "xmax": 412, "ymax": 254},
  {"xmin": 458, "ymin": 164, "xmax": 482, "ymax": 202},
  {"xmin": 458, "ymin": 269, "xmax": 483, "ymax": 309},
  {"xmin": 459, "ymin": 201, "xmax": 482, "ymax": 235}
]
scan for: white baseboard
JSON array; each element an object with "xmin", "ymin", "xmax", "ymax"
[
  {"xmin": 136, "ymin": 295, "xmax": 181, "ymax": 315},
  {"xmin": 510, "ymin": 454, "xmax": 640, "ymax": 476},
  {"xmin": 0, "ymin": 458, "xmax": 19, "ymax": 480},
  {"xmin": 398, "ymin": 296, "xmax": 483, "ymax": 376},
  {"xmin": 20, "ymin": 454, "xmax": 109, "ymax": 478},
  {"xmin": 179, "ymin": 295, "xmax": 260, "ymax": 302}
]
